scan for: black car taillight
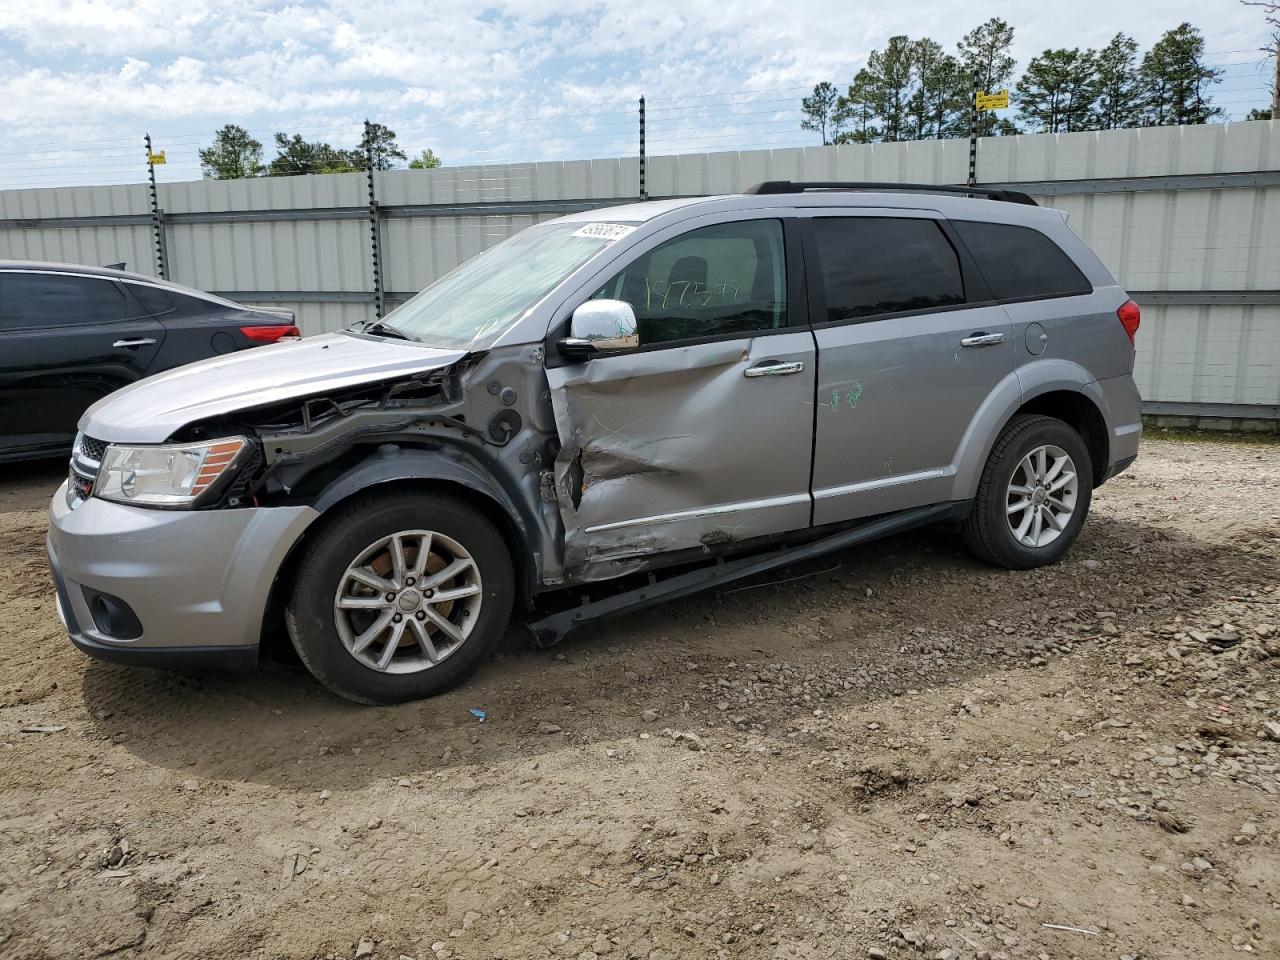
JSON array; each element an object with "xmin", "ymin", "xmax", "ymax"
[{"xmin": 241, "ymin": 324, "xmax": 300, "ymax": 343}]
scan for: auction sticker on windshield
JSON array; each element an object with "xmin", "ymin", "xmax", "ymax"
[{"xmin": 571, "ymin": 223, "xmax": 637, "ymax": 242}]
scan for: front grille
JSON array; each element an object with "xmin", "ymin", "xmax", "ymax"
[
  {"xmin": 67, "ymin": 434, "xmax": 106, "ymax": 506},
  {"xmin": 79, "ymin": 435, "xmax": 107, "ymax": 463}
]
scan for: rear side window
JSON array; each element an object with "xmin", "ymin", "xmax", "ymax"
[
  {"xmin": 128, "ymin": 283, "xmax": 176, "ymax": 316},
  {"xmin": 811, "ymin": 217, "xmax": 965, "ymax": 322},
  {"xmin": 0, "ymin": 273, "xmax": 128, "ymax": 329},
  {"xmin": 952, "ymin": 220, "xmax": 1092, "ymax": 301}
]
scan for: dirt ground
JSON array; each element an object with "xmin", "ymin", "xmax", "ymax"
[{"xmin": 0, "ymin": 436, "xmax": 1277, "ymax": 960}]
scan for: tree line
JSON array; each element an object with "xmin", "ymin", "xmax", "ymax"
[
  {"xmin": 199, "ymin": 123, "xmax": 442, "ymax": 180},
  {"xmin": 802, "ymin": 20, "xmax": 1270, "ymax": 145}
]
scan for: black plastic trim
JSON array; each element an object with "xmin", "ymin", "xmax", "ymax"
[
  {"xmin": 744, "ymin": 181, "xmax": 1038, "ymax": 206},
  {"xmin": 68, "ymin": 632, "xmax": 259, "ymax": 671},
  {"xmin": 525, "ymin": 501, "xmax": 964, "ymax": 644}
]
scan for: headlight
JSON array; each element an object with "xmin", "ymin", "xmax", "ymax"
[{"xmin": 94, "ymin": 437, "xmax": 248, "ymax": 508}]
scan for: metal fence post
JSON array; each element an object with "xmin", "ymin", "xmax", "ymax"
[
  {"xmin": 364, "ymin": 119, "xmax": 385, "ymax": 320},
  {"xmin": 144, "ymin": 133, "xmax": 168, "ymax": 279},
  {"xmin": 639, "ymin": 95, "xmax": 647, "ymax": 201},
  {"xmin": 967, "ymin": 70, "xmax": 979, "ymax": 188}
]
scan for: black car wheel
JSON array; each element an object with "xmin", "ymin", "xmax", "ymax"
[
  {"xmin": 961, "ymin": 414, "xmax": 1094, "ymax": 570},
  {"xmin": 286, "ymin": 490, "xmax": 514, "ymax": 704}
]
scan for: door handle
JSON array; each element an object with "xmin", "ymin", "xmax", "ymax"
[
  {"xmin": 960, "ymin": 332, "xmax": 1005, "ymax": 348},
  {"xmin": 744, "ymin": 360, "xmax": 805, "ymax": 378},
  {"xmin": 113, "ymin": 338, "xmax": 157, "ymax": 348}
]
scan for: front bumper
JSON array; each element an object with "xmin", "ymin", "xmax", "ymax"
[{"xmin": 48, "ymin": 481, "xmax": 316, "ymax": 668}]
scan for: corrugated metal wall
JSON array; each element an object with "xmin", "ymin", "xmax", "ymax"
[{"xmin": 0, "ymin": 122, "xmax": 1277, "ymax": 415}]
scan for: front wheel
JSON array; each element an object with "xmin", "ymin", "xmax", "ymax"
[
  {"xmin": 961, "ymin": 414, "xmax": 1093, "ymax": 570},
  {"xmin": 286, "ymin": 490, "xmax": 514, "ymax": 704}
]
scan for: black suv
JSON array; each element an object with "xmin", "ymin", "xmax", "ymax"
[{"xmin": 0, "ymin": 261, "xmax": 298, "ymax": 462}]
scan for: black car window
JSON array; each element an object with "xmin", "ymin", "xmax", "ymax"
[
  {"xmin": 127, "ymin": 283, "xmax": 176, "ymax": 316},
  {"xmin": 591, "ymin": 219, "xmax": 786, "ymax": 347},
  {"xmin": 952, "ymin": 220, "xmax": 1092, "ymax": 301},
  {"xmin": 0, "ymin": 273, "xmax": 128, "ymax": 329},
  {"xmin": 811, "ymin": 217, "xmax": 965, "ymax": 323}
]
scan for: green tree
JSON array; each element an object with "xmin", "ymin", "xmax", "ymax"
[
  {"xmin": 408, "ymin": 148, "xmax": 443, "ymax": 169},
  {"xmin": 1246, "ymin": 107, "xmax": 1273, "ymax": 119},
  {"xmin": 957, "ymin": 18, "xmax": 1017, "ymax": 135},
  {"xmin": 1016, "ymin": 48, "xmax": 1100, "ymax": 133},
  {"xmin": 1140, "ymin": 23, "xmax": 1224, "ymax": 125},
  {"xmin": 801, "ymin": 82, "xmax": 842, "ymax": 144},
  {"xmin": 833, "ymin": 69, "xmax": 881, "ymax": 143},
  {"xmin": 907, "ymin": 39, "xmax": 965, "ymax": 139},
  {"xmin": 198, "ymin": 124, "xmax": 264, "ymax": 180},
  {"xmin": 865, "ymin": 35, "xmax": 916, "ymax": 141},
  {"xmin": 268, "ymin": 133, "xmax": 361, "ymax": 176},
  {"xmin": 1093, "ymin": 33, "xmax": 1146, "ymax": 129},
  {"xmin": 360, "ymin": 122, "xmax": 407, "ymax": 170}
]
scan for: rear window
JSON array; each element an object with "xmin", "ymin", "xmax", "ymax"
[
  {"xmin": 952, "ymin": 220, "xmax": 1092, "ymax": 302},
  {"xmin": 0, "ymin": 273, "xmax": 127, "ymax": 329},
  {"xmin": 811, "ymin": 217, "xmax": 965, "ymax": 322}
]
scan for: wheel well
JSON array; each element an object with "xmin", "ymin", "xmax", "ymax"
[
  {"xmin": 258, "ymin": 478, "xmax": 534, "ymax": 649},
  {"xmin": 1015, "ymin": 391, "xmax": 1109, "ymax": 485}
]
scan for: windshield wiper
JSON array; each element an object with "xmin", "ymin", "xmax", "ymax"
[{"xmin": 355, "ymin": 319, "xmax": 419, "ymax": 342}]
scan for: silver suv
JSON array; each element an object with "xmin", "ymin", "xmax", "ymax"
[{"xmin": 47, "ymin": 182, "xmax": 1143, "ymax": 704}]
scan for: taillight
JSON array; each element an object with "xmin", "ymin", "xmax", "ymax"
[
  {"xmin": 1117, "ymin": 299, "xmax": 1140, "ymax": 344},
  {"xmin": 240, "ymin": 324, "xmax": 300, "ymax": 343}
]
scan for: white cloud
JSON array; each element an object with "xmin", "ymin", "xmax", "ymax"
[{"xmin": 0, "ymin": 0, "xmax": 1271, "ymax": 189}]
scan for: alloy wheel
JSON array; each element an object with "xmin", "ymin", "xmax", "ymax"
[
  {"xmin": 333, "ymin": 529, "xmax": 482, "ymax": 673},
  {"xmin": 1005, "ymin": 444, "xmax": 1078, "ymax": 548}
]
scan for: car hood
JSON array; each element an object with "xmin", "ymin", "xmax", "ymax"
[{"xmin": 80, "ymin": 332, "xmax": 469, "ymax": 443}]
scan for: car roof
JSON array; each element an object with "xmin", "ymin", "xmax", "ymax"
[
  {"xmin": 0, "ymin": 259, "xmax": 242, "ymax": 307},
  {"xmin": 561, "ymin": 190, "xmax": 1063, "ymax": 229}
]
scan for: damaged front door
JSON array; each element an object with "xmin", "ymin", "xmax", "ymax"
[{"xmin": 545, "ymin": 216, "xmax": 815, "ymax": 582}]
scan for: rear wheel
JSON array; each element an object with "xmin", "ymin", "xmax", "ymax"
[
  {"xmin": 286, "ymin": 490, "xmax": 514, "ymax": 704},
  {"xmin": 961, "ymin": 414, "xmax": 1093, "ymax": 570}
]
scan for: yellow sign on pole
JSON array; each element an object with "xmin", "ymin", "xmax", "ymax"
[
  {"xmin": 147, "ymin": 150, "xmax": 166, "ymax": 165},
  {"xmin": 975, "ymin": 89, "xmax": 1010, "ymax": 111}
]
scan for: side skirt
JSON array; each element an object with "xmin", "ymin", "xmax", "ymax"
[{"xmin": 525, "ymin": 501, "xmax": 966, "ymax": 645}]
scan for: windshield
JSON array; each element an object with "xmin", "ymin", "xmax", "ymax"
[{"xmin": 368, "ymin": 221, "xmax": 630, "ymax": 349}]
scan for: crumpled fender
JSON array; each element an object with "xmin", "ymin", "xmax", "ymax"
[{"xmin": 309, "ymin": 442, "xmax": 540, "ymax": 590}]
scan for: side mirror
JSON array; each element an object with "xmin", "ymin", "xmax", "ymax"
[{"xmin": 558, "ymin": 299, "xmax": 639, "ymax": 359}]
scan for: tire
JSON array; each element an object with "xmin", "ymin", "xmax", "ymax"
[
  {"xmin": 960, "ymin": 414, "xmax": 1093, "ymax": 570},
  {"xmin": 285, "ymin": 490, "xmax": 514, "ymax": 704}
]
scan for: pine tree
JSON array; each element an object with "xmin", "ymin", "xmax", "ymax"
[
  {"xmin": 957, "ymin": 18, "xmax": 1017, "ymax": 135},
  {"xmin": 1140, "ymin": 23, "xmax": 1224, "ymax": 125},
  {"xmin": 908, "ymin": 39, "xmax": 965, "ymax": 139},
  {"xmin": 865, "ymin": 36, "xmax": 916, "ymax": 141},
  {"xmin": 1016, "ymin": 48, "xmax": 1101, "ymax": 133},
  {"xmin": 801, "ymin": 82, "xmax": 842, "ymax": 145},
  {"xmin": 1094, "ymin": 34, "xmax": 1146, "ymax": 129},
  {"xmin": 833, "ymin": 70, "xmax": 882, "ymax": 143}
]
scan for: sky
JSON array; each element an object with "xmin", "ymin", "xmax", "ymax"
[{"xmin": 0, "ymin": 0, "xmax": 1274, "ymax": 191}]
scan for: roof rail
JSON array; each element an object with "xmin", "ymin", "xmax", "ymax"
[{"xmin": 742, "ymin": 180, "xmax": 1038, "ymax": 206}]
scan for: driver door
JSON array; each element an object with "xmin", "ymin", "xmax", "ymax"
[{"xmin": 544, "ymin": 214, "xmax": 816, "ymax": 581}]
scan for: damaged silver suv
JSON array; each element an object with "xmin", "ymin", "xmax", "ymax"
[{"xmin": 48, "ymin": 182, "xmax": 1143, "ymax": 703}]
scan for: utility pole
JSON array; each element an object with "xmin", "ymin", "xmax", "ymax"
[
  {"xmin": 639, "ymin": 95, "xmax": 647, "ymax": 201},
  {"xmin": 967, "ymin": 69, "xmax": 980, "ymax": 188},
  {"xmin": 1272, "ymin": 44, "xmax": 1279, "ymax": 116},
  {"xmin": 144, "ymin": 133, "xmax": 168, "ymax": 280},
  {"xmin": 363, "ymin": 119, "xmax": 384, "ymax": 321}
]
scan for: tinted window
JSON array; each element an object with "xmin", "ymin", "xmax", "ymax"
[
  {"xmin": 0, "ymin": 273, "xmax": 127, "ymax": 329},
  {"xmin": 128, "ymin": 283, "xmax": 176, "ymax": 316},
  {"xmin": 812, "ymin": 217, "xmax": 965, "ymax": 322},
  {"xmin": 952, "ymin": 220, "xmax": 1091, "ymax": 301},
  {"xmin": 592, "ymin": 219, "xmax": 786, "ymax": 346}
]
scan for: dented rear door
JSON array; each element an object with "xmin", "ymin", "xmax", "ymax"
[{"xmin": 544, "ymin": 214, "xmax": 815, "ymax": 582}]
